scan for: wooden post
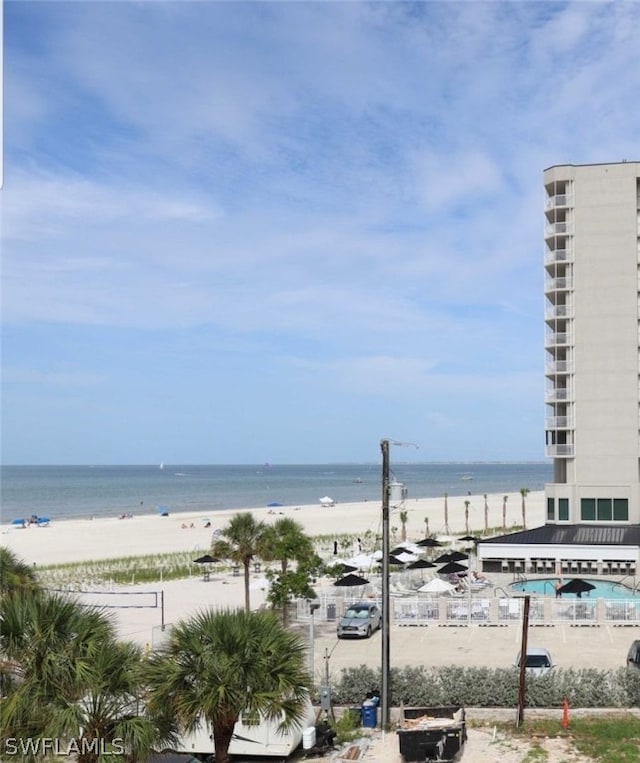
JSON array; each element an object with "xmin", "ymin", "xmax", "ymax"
[{"xmin": 516, "ymin": 595, "xmax": 530, "ymax": 726}]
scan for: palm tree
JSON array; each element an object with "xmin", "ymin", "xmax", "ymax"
[
  {"xmin": 483, "ymin": 494, "xmax": 489, "ymax": 535},
  {"xmin": 444, "ymin": 493, "xmax": 450, "ymax": 534},
  {"xmin": 502, "ymin": 495, "xmax": 508, "ymax": 532},
  {"xmin": 143, "ymin": 608, "xmax": 310, "ymax": 763},
  {"xmin": 520, "ymin": 487, "xmax": 530, "ymax": 530},
  {"xmin": 259, "ymin": 518, "xmax": 318, "ymax": 623},
  {"xmin": 212, "ymin": 513, "xmax": 268, "ymax": 612},
  {"xmin": 1, "ymin": 589, "xmax": 167, "ymax": 761},
  {"xmin": 259, "ymin": 517, "xmax": 314, "ymax": 576},
  {"xmin": 399, "ymin": 510, "xmax": 408, "ymax": 542},
  {"xmin": 0, "ymin": 547, "xmax": 40, "ymax": 596},
  {"xmin": 463, "ymin": 500, "xmax": 471, "ymax": 535}
]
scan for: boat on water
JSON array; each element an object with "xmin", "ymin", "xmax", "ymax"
[
  {"xmin": 353, "ymin": 478, "xmax": 363, "ymax": 484},
  {"xmin": 461, "ymin": 474, "xmax": 473, "ymax": 481}
]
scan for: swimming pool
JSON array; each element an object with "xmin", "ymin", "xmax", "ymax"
[{"xmin": 509, "ymin": 578, "xmax": 638, "ymax": 600}]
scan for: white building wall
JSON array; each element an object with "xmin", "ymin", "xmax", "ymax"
[{"xmin": 544, "ymin": 162, "xmax": 640, "ymax": 525}]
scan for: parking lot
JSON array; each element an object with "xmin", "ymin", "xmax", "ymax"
[{"xmin": 307, "ymin": 619, "xmax": 638, "ymax": 679}]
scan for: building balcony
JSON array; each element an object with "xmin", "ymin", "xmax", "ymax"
[
  {"xmin": 545, "ymin": 277, "xmax": 573, "ymax": 293},
  {"xmin": 545, "ymin": 332, "xmax": 572, "ymax": 348},
  {"xmin": 545, "ymin": 305, "xmax": 573, "ymax": 321},
  {"xmin": 545, "ymin": 194, "xmax": 571, "ymax": 210},
  {"xmin": 545, "ymin": 222, "xmax": 572, "ymax": 237},
  {"xmin": 545, "ymin": 416, "xmax": 574, "ymax": 429},
  {"xmin": 544, "ymin": 248, "xmax": 572, "ymax": 266},
  {"xmin": 545, "ymin": 388, "xmax": 572, "ymax": 402},
  {"xmin": 545, "ymin": 444, "xmax": 575, "ymax": 458},
  {"xmin": 545, "ymin": 360, "xmax": 573, "ymax": 375}
]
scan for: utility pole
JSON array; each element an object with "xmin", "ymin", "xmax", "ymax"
[
  {"xmin": 516, "ymin": 595, "xmax": 531, "ymax": 727},
  {"xmin": 380, "ymin": 438, "xmax": 391, "ymax": 728}
]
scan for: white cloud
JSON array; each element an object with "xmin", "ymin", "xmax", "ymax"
[{"xmin": 2, "ymin": 0, "xmax": 639, "ymax": 462}]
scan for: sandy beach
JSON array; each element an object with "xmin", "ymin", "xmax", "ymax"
[
  {"xmin": 1, "ymin": 489, "xmax": 545, "ymax": 566},
  {"xmin": 4, "ymin": 491, "xmax": 637, "ymax": 763}
]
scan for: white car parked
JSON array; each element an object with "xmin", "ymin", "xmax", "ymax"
[{"xmin": 514, "ymin": 647, "xmax": 554, "ymax": 676}]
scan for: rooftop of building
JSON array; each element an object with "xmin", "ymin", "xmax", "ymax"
[
  {"xmin": 544, "ymin": 160, "xmax": 640, "ymax": 171},
  {"xmin": 478, "ymin": 523, "xmax": 640, "ymax": 547}
]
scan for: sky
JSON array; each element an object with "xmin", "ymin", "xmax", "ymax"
[{"xmin": 2, "ymin": 1, "xmax": 640, "ymax": 465}]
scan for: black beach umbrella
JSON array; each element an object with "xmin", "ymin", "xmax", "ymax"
[
  {"xmin": 416, "ymin": 538, "xmax": 442, "ymax": 548},
  {"xmin": 458, "ymin": 535, "xmax": 480, "ymax": 543},
  {"xmin": 434, "ymin": 551, "xmax": 469, "ymax": 563},
  {"xmin": 334, "ymin": 573, "xmax": 370, "ymax": 587},
  {"xmin": 407, "ymin": 559, "xmax": 437, "ymax": 570},
  {"xmin": 193, "ymin": 554, "xmax": 220, "ymax": 564},
  {"xmin": 438, "ymin": 561, "xmax": 468, "ymax": 576},
  {"xmin": 558, "ymin": 578, "xmax": 596, "ymax": 596},
  {"xmin": 339, "ymin": 563, "xmax": 359, "ymax": 574}
]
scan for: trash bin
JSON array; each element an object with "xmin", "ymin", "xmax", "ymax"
[
  {"xmin": 327, "ymin": 603, "xmax": 337, "ymax": 621},
  {"xmin": 397, "ymin": 728, "xmax": 463, "ymax": 762},
  {"xmin": 361, "ymin": 701, "xmax": 377, "ymax": 728}
]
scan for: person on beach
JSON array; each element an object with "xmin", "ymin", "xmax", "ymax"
[{"xmin": 555, "ymin": 580, "xmax": 562, "ymax": 598}]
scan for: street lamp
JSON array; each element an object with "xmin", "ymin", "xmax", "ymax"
[
  {"xmin": 380, "ymin": 438, "xmax": 416, "ymax": 728},
  {"xmin": 380, "ymin": 439, "xmax": 391, "ymax": 728}
]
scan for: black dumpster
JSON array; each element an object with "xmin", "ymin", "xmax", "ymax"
[
  {"xmin": 397, "ymin": 706, "xmax": 465, "ymax": 763},
  {"xmin": 397, "ymin": 727, "xmax": 464, "ymax": 762}
]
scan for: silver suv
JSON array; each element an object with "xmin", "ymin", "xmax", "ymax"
[{"xmin": 337, "ymin": 602, "xmax": 381, "ymax": 639}]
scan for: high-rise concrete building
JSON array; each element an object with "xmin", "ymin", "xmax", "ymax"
[
  {"xmin": 544, "ymin": 161, "xmax": 640, "ymax": 526},
  {"xmin": 477, "ymin": 162, "xmax": 640, "ymax": 578}
]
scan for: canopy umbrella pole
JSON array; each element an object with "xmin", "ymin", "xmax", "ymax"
[{"xmin": 380, "ymin": 438, "xmax": 391, "ymax": 729}]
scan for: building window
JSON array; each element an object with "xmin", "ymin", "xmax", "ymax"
[
  {"xmin": 581, "ymin": 498, "xmax": 596, "ymax": 520},
  {"xmin": 581, "ymin": 497, "xmax": 628, "ymax": 521},
  {"xmin": 613, "ymin": 499, "xmax": 629, "ymax": 521},
  {"xmin": 547, "ymin": 497, "xmax": 555, "ymax": 520},
  {"xmin": 558, "ymin": 498, "xmax": 569, "ymax": 521},
  {"xmin": 597, "ymin": 498, "xmax": 612, "ymax": 521}
]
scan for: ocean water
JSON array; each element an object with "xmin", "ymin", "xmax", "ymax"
[{"xmin": 0, "ymin": 462, "xmax": 551, "ymax": 522}]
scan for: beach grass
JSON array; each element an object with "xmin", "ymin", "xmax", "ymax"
[
  {"xmin": 34, "ymin": 522, "xmax": 525, "ymax": 588},
  {"xmin": 37, "ymin": 550, "xmax": 216, "ymax": 587}
]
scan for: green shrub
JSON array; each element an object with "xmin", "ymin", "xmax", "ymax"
[
  {"xmin": 331, "ymin": 708, "xmax": 363, "ymax": 745},
  {"xmin": 330, "ymin": 665, "xmax": 640, "ymax": 708}
]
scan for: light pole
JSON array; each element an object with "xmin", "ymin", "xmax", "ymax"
[
  {"xmin": 380, "ymin": 439, "xmax": 391, "ymax": 728},
  {"xmin": 308, "ymin": 602, "xmax": 320, "ymax": 679}
]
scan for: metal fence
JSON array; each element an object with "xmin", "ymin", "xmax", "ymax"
[{"xmin": 295, "ymin": 594, "xmax": 640, "ymax": 627}]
